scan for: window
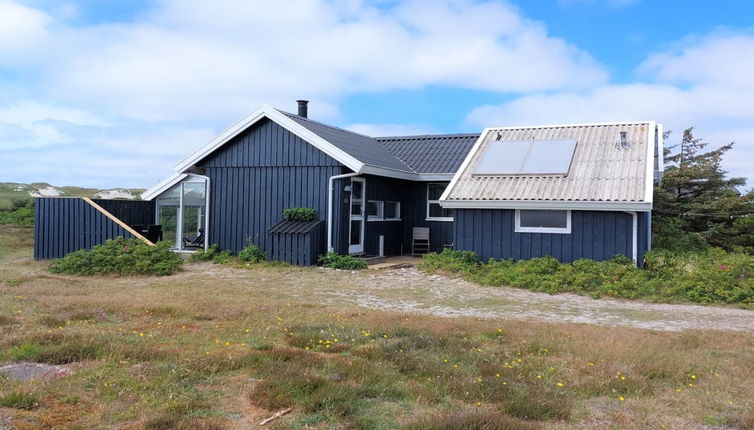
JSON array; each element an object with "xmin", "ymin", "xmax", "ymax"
[
  {"xmin": 427, "ymin": 183, "xmax": 453, "ymax": 221},
  {"xmin": 384, "ymin": 201, "xmax": 400, "ymax": 220},
  {"xmin": 367, "ymin": 200, "xmax": 383, "ymax": 220},
  {"xmin": 515, "ymin": 209, "xmax": 571, "ymax": 234}
]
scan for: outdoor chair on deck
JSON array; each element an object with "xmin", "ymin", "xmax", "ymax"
[
  {"xmin": 182, "ymin": 229, "xmax": 204, "ymax": 249},
  {"xmin": 412, "ymin": 227, "xmax": 430, "ymax": 257},
  {"xmin": 144, "ymin": 225, "xmax": 163, "ymax": 243}
]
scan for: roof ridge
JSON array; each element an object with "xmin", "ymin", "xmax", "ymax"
[
  {"xmin": 279, "ymin": 109, "xmax": 417, "ymax": 173},
  {"xmin": 279, "ymin": 110, "xmax": 377, "ymax": 139},
  {"xmin": 376, "ymin": 132, "xmax": 480, "ymax": 141}
]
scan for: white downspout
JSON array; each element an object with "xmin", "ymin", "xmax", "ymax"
[
  {"xmin": 328, "ymin": 172, "xmax": 360, "ymax": 253},
  {"xmin": 624, "ymin": 211, "xmax": 638, "ymax": 265},
  {"xmin": 189, "ymin": 173, "xmax": 211, "ymax": 251}
]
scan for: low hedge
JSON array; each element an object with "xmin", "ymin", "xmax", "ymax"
[
  {"xmin": 420, "ymin": 248, "xmax": 754, "ymax": 307},
  {"xmin": 282, "ymin": 207, "xmax": 317, "ymax": 222},
  {"xmin": 318, "ymin": 252, "xmax": 368, "ymax": 270},
  {"xmin": 49, "ymin": 237, "xmax": 183, "ymax": 276}
]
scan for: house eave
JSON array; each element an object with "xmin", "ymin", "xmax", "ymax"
[{"xmin": 439, "ymin": 200, "xmax": 653, "ymax": 211}]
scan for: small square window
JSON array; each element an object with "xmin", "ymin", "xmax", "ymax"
[
  {"xmin": 384, "ymin": 201, "xmax": 400, "ymax": 220},
  {"xmin": 367, "ymin": 201, "xmax": 383, "ymax": 220}
]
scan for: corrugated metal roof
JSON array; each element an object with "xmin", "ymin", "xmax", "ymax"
[
  {"xmin": 281, "ymin": 111, "xmax": 415, "ymax": 173},
  {"xmin": 444, "ymin": 122, "xmax": 655, "ymax": 203},
  {"xmin": 268, "ymin": 219, "xmax": 323, "ymax": 234},
  {"xmin": 377, "ymin": 134, "xmax": 480, "ymax": 174}
]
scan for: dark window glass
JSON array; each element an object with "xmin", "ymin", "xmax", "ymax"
[
  {"xmin": 384, "ymin": 201, "xmax": 399, "ymax": 219},
  {"xmin": 427, "ymin": 183, "xmax": 446, "ymax": 200},
  {"xmin": 367, "ymin": 201, "xmax": 382, "ymax": 218},
  {"xmin": 519, "ymin": 210, "xmax": 568, "ymax": 228},
  {"xmin": 350, "ymin": 220, "xmax": 361, "ymax": 244}
]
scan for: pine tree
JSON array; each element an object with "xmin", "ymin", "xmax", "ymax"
[{"xmin": 653, "ymin": 128, "xmax": 754, "ymax": 252}]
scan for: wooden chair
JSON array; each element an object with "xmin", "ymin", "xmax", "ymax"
[{"xmin": 412, "ymin": 227, "xmax": 430, "ymax": 256}]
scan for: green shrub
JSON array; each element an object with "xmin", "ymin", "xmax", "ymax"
[
  {"xmin": 189, "ymin": 244, "xmax": 233, "ymax": 264},
  {"xmin": 49, "ymin": 237, "xmax": 182, "ymax": 276},
  {"xmin": 0, "ymin": 392, "xmax": 39, "ymax": 410},
  {"xmin": 420, "ymin": 248, "xmax": 754, "ymax": 307},
  {"xmin": 0, "ymin": 198, "xmax": 34, "ymax": 226},
  {"xmin": 283, "ymin": 207, "xmax": 317, "ymax": 222},
  {"xmin": 318, "ymin": 252, "xmax": 367, "ymax": 270},
  {"xmin": 238, "ymin": 244, "xmax": 266, "ymax": 263}
]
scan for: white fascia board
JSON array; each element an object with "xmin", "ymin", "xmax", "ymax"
[
  {"xmin": 359, "ymin": 165, "xmax": 417, "ymax": 180},
  {"xmin": 355, "ymin": 166, "xmax": 454, "ymax": 182},
  {"xmin": 140, "ymin": 172, "xmax": 188, "ymax": 201},
  {"xmin": 439, "ymin": 128, "xmax": 490, "ymax": 201},
  {"xmin": 173, "ymin": 104, "xmax": 364, "ymax": 174},
  {"xmin": 440, "ymin": 199, "xmax": 653, "ymax": 212},
  {"xmin": 657, "ymin": 122, "xmax": 665, "ymax": 173},
  {"xmin": 417, "ymin": 173, "xmax": 455, "ymax": 181},
  {"xmin": 644, "ymin": 121, "xmax": 657, "ymax": 203}
]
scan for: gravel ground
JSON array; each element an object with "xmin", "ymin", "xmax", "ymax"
[
  {"xmin": 177, "ymin": 263, "xmax": 754, "ymax": 332},
  {"xmin": 327, "ymin": 267, "xmax": 754, "ymax": 332}
]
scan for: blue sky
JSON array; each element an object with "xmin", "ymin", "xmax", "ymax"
[{"xmin": 1, "ymin": 0, "xmax": 753, "ymax": 188}]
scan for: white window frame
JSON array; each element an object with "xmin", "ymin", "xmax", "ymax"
[
  {"xmin": 367, "ymin": 200, "xmax": 384, "ymax": 221},
  {"xmin": 515, "ymin": 209, "xmax": 571, "ymax": 234},
  {"xmin": 427, "ymin": 183, "xmax": 453, "ymax": 221},
  {"xmin": 384, "ymin": 201, "xmax": 401, "ymax": 221}
]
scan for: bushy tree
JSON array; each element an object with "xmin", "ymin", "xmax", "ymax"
[{"xmin": 653, "ymin": 128, "xmax": 754, "ymax": 252}]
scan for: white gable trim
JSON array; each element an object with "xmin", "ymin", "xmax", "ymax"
[
  {"xmin": 439, "ymin": 128, "xmax": 489, "ymax": 201},
  {"xmin": 140, "ymin": 172, "xmax": 188, "ymax": 201},
  {"xmin": 173, "ymin": 104, "xmax": 365, "ymax": 174}
]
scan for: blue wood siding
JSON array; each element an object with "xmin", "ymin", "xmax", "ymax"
[
  {"xmin": 401, "ymin": 181, "xmax": 454, "ymax": 254},
  {"xmin": 199, "ymin": 118, "xmax": 347, "ymax": 255},
  {"xmin": 453, "ymin": 209, "xmax": 647, "ymax": 264},
  {"xmin": 34, "ymin": 198, "xmax": 145, "ymax": 259},
  {"xmin": 332, "ymin": 176, "xmax": 453, "ymax": 256},
  {"xmin": 92, "ymin": 199, "xmax": 155, "ymax": 226},
  {"xmin": 363, "ymin": 175, "xmax": 405, "ymax": 256}
]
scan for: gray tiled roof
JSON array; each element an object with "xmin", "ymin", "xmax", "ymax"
[
  {"xmin": 281, "ymin": 110, "xmax": 480, "ymax": 175},
  {"xmin": 281, "ymin": 111, "xmax": 415, "ymax": 173},
  {"xmin": 445, "ymin": 122, "xmax": 656, "ymax": 203},
  {"xmin": 377, "ymin": 134, "xmax": 479, "ymax": 174}
]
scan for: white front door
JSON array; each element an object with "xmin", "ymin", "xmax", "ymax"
[{"xmin": 348, "ymin": 177, "xmax": 365, "ymax": 254}]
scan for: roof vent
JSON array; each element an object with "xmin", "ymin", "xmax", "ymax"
[
  {"xmin": 617, "ymin": 131, "xmax": 631, "ymax": 150},
  {"xmin": 296, "ymin": 100, "xmax": 309, "ymax": 118}
]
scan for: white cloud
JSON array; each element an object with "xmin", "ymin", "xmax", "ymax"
[
  {"xmin": 10, "ymin": 0, "xmax": 606, "ymax": 123},
  {"xmin": 0, "ymin": 0, "xmax": 611, "ymax": 187},
  {"xmin": 467, "ymin": 31, "xmax": 754, "ymax": 183},
  {"xmin": 0, "ymin": 0, "xmax": 51, "ymax": 59}
]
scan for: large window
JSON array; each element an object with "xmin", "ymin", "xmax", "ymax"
[
  {"xmin": 515, "ymin": 209, "xmax": 571, "ymax": 234},
  {"xmin": 427, "ymin": 183, "xmax": 453, "ymax": 221},
  {"xmin": 155, "ymin": 176, "xmax": 208, "ymax": 249}
]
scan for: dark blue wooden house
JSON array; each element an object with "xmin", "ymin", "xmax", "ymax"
[{"xmin": 35, "ymin": 101, "xmax": 663, "ymax": 266}]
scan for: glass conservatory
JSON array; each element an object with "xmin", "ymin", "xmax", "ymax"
[{"xmin": 155, "ymin": 175, "xmax": 208, "ymax": 250}]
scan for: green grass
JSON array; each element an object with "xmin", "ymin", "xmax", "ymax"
[
  {"xmin": 1, "ymin": 225, "xmax": 753, "ymax": 428},
  {"xmin": 0, "ymin": 392, "xmax": 39, "ymax": 410}
]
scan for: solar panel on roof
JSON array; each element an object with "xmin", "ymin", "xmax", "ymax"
[{"xmin": 473, "ymin": 139, "xmax": 577, "ymax": 175}]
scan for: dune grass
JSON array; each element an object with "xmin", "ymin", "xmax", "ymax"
[{"xmin": 1, "ymin": 225, "xmax": 753, "ymax": 429}]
